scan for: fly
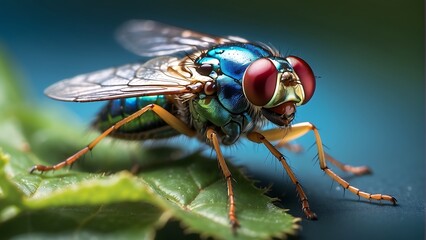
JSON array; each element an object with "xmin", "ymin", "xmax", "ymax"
[{"xmin": 30, "ymin": 20, "xmax": 397, "ymax": 229}]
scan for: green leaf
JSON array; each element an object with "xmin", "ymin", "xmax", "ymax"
[
  {"xmin": 1, "ymin": 203, "xmax": 164, "ymax": 240},
  {"xmin": 0, "ymin": 50, "xmax": 299, "ymax": 239},
  {"xmin": 140, "ymin": 155, "xmax": 299, "ymax": 239},
  {"xmin": 0, "ymin": 145, "xmax": 169, "ymax": 239}
]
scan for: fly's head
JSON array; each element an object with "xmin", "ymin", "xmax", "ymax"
[{"xmin": 242, "ymin": 56, "xmax": 316, "ymax": 126}]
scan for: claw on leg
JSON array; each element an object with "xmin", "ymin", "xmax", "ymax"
[
  {"xmin": 30, "ymin": 147, "xmax": 90, "ymax": 173},
  {"xmin": 322, "ymin": 166, "xmax": 397, "ymax": 205}
]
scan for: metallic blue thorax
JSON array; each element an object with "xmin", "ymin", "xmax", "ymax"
[
  {"xmin": 197, "ymin": 43, "xmax": 272, "ymax": 80},
  {"xmin": 191, "ymin": 43, "xmax": 274, "ymax": 145}
]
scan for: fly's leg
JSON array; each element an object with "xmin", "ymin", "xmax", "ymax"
[
  {"xmin": 30, "ymin": 104, "xmax": 196, "ymax": 173},
  {"xmin": 278, "ymin": 142, "xmax": 304, "ymax": 153},
  {"xmin": 206, "ymin": 128, "xmax": 240, "ymax": 230},
  {"xmin": 323, "ymin": 152, "xmax": 371, "ymax": 175},
  {"xmin": 247, "ymin": 131, "xmax": 318, "ymax": 220},
  {"xmin": 269, "ymin": 123, "xmax": 370, "ymax": 175},
  {"xmin": 255, "ymin": 122, "xmax": 397, "ymax": 210}
]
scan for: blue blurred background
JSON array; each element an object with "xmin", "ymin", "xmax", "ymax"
[{"xmin": 0, "ymin": 0, "xmax": 424, "ymax": 239}]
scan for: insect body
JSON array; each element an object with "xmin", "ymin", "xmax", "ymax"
[
  {"xmin": 31, "ymin": 20, "xmax": 396, "ymax": 229},
  {"xmin": 95, "ymin": 95, "xmax": 179, "ymax": 140}
]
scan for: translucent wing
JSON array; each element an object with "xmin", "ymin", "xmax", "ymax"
[
  {"xmin": 45, "ymin": 56, "xmax": 208, "ymax": 102},
  {"xmin": 116, "ymin": 20, "xmax": 248, "ymax": 57}
]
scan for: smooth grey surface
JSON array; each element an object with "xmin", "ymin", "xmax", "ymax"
[{"xmin": 1, "ymin": 1, "xmax": 424, "ymax": 239}]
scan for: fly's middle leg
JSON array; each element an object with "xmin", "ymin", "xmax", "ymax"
[{"xmin": 206, "ymin": 128, "xmax": 240, "ymax": 231}]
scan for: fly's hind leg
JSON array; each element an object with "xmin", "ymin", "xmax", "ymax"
[
  {"xmin": 270, "ymin": 124, "xmax": 370, "ymax": 176},
  {"xmin": 248, "ymin": 122, "xmax": 396, "ymax": 219},
  {"xmin": 30, "ymin": 104, "xmax": 196, "ymax": 173}
]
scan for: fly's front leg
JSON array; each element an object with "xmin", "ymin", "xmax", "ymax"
[
  {"xmin": 206, "ymin": 128, "xmax": 240, "ymax": 230},
  {"xmin": 30, "ymin": 104, "xmax": 196, "ymax": 173},
  {"xmin": 257, "ymin": 122, "xmax": 397, "ymax": 208},
  {"xmin": 267, "ymin": 123, "xmax": 371, "ymax": 176},
  {"xmin": 247, "ymin": 131, "xmax": 318, "ymax": 220}
]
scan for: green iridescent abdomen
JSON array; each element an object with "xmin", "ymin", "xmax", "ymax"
[{"xmin": 94, "ymin": 95, "xmax": 180, "ymax": 139}]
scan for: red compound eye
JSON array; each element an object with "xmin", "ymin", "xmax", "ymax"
[
  {"xmin": 243, "ymin": 58, "xmax": 278, "ymax": 106},
  {"xmin": 286, "ymin": 56, "xmax": 316, "ymax": 104}
]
